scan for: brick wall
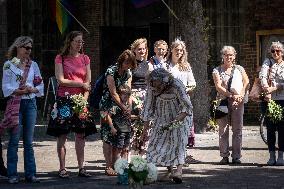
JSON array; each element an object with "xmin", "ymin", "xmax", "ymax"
[
  {"xmin": 0, "ymin": 0, "xmax": 7, "ymax": 63},
  {"xmin": 240, "ymin": 0, "xmax": 284, "ymax": 123},
  {"xmin": 77, "ymin": 0, "xmax": 103, "ymax": 80}
]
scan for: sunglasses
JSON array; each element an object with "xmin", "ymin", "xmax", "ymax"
[
  {"xmin": 21, "ymin": 46, "xmax": 32, "ymax": 51},
  {"xmin": 271, "ymin": 49, "xmax": 281, "ymax": 54}
]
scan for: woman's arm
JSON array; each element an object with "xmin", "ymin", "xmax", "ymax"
[
  {"xmin": 107, "ymin": 75, "xmax": 129, "ymax": 115},
  {"xmin": 186, "ymin": 68, "xmax": 196, "ymax": 94},
  {"xmin": 83, "ymin": 63, "xmax": 91, "ymax": 100},
  {"xmin": 212, "ymin": 71, "xmax": 233, "ymax": 98}
]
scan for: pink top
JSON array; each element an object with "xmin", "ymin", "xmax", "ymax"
[{"xmin": 55, "ymin": 54, "xmax": 90, "ymax": 97}]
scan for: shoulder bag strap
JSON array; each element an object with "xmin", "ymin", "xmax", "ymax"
[{"xmin": 227, "ymin": 66, "xmax": 236, "ymax": 92}]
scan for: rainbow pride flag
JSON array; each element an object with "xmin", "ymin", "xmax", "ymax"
[
  {"xmin": 49, "ymin": 0, "xmax": 71, "ymax": 34},
  {"xmin": 131, "ymin": 0, "xmax": 160, "ymax": 8}
]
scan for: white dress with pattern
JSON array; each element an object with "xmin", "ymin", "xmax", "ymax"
[{"xmin": 141, "ymin": 79, "xmax": 193, "ymax": 166}]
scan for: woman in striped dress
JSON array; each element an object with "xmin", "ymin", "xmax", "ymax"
[
  {"xmin": 166, "ymin": 38, "xmax": 197, "ymax": 163},
  {"xmin": 141, "ymin": 68, "xmax": 193, "ymax": 183}
]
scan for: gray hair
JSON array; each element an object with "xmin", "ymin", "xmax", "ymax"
[
  {"xmin": 148, "ymin": 68, "xmax": 173, "ymax": 85},
  {"xmin": 220, "ymin": 46, "xmax": 237, "ymax": 57},
  {"xmin": 7, "ymin": 36, "xmax": 33, "ymax": 59},
  {"xmin": 270, "ymin": 41, "xmax": 284, "ymax": 54}
]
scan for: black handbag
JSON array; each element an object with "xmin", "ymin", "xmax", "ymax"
[{"xmin": 210, "ymin": 99, "xmax": 229, "ymax": 119}]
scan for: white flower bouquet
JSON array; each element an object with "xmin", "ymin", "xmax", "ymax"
[
  {"xmin": 114, "ymin": 156, "xmax": 158, "ymax": 186},
  {"xmin": 3, "ymin": 58, "xmax": 22, "ymax": 82},
  {"xmin": 70, "ymin": 94, "xmax": 89, "ymax": 120}
]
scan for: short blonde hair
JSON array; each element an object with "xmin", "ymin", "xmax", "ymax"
[
  {"xmin": 154, "ymin": 40, "xmax": 168, "ymax": 49},
  {"xmin": 7, "ymin": 36, "xmax": 33, "ymax": 59}
]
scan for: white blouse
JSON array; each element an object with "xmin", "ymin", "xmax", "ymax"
[
  {"xmin": 167, "ymin": 62, "xmax": 196, "ymax": 92},
  {"xmin": 2, "ymin": 60, "xmax": 44, "ymax": 99},
  {"xmin": 269, "ymin": 61, "xmax": 284, "ymax": 100}
]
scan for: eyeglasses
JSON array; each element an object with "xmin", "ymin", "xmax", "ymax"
[
  {"xmin": 223, "ymin": 54, "xmax": 234, "ymax": 57},
  {"xmin": 271, "ymin": 49, "xmax": 281, "ymax": 54},
  {"xmin": 21, "ymin": 46, "xmax": 32, "ymax": 51},
  {"xmin": 73, "ymin": 40, "xmax": 84, "ymax": 44}
]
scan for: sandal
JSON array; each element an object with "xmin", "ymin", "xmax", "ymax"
[
  {"xmin": 78, "ymin": 168, "xmax": 92, "ymax": 177},
  {"xmin": 58, "ymin": 169, "xmax": 69, "ymax": 178},
  {"xmin": 159, "ymin": 172, "xmax": 172, "ymax": 182},
  {"xmin": 105, "ymin": 167, "xmax": 117, "ymax": 176}
]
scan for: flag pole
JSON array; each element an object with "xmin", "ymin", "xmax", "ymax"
[
  {"xmin": 161, "ymin": 0, "xmax": 179, "ymax": 21},
  {"xmin": 56, "ymin": 0, "xmax": 90, "ymax": 34}
]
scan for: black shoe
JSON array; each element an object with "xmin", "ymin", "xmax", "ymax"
[
  {"xmin": 26, "ymin": 176, "xmax": 40, "ymax": 183},
  {"xmin": 78, "ymin": 168, "xmax": 91, "ymax": 177},
  {"xmin": 232, "ymin": 158, "xmax": 241, "ymax": 164},
  {"xmin": 172, "ymin": 173, "xmax": 182, "ymax": 184},
  {"xmin": 219, "ymin": 157, "xmax": 229, "ymax": 165},
  {"xmin": 0, "ymin": 165, "xmax": 7, "ymax": 177}
]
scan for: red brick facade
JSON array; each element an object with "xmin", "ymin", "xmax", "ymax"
[{"xmin": 239, "ymin": 0, "xmax": 284, "ymax": 123}]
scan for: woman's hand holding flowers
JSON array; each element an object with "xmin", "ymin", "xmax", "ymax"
[
  {"xmin": 27, "ymin": 86, "xmax": 38, "ymax": 94},
  {"xmin": 174, "ymin": 112, "xmax": 188, "ymax": 122},
  {"xmin": 13, "ymin": 85, "xmax": 29, "ymax": 96}
]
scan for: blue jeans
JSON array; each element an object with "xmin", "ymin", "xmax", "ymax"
[{"xmin": 7, "ymin": 98, "xmax": 37, "ymax": 178}]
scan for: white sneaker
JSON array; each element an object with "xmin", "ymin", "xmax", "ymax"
[{"xmin": 8, "ymin": 177, "xmax": 19, "ymax": 184}]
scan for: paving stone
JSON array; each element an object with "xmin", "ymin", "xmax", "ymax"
[{"xmin": 0, "ymin": 126, "xmax": 283, "ymax": 189}]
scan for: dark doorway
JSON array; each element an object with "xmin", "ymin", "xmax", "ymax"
[
  {"xmin": 100, "ymin": 23, "xmax": 169, "ymax": 74},
  {"xmin": 100, "ymin": 26, "xmax": 149, "ymax": 73}
]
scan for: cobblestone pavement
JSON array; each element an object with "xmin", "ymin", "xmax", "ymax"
[{"xmin": 0, "ymin": 126, "xmax": 283, "ymax": 189}]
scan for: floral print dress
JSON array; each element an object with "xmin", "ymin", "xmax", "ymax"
[{"xmin": 99, "ymin": 64, "xmax": 131, "ymax": 144}]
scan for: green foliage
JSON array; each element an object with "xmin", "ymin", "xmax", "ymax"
[
  {"xmin": 128, "ymin": 164, "xmax": 148, "ymax": 183},
  {"xmin": 267, "ymin": 100, "xmax": 283, "ymax": 123},
  {"xmin": 207, "ymin": 118, "xmax": 218, "ymax": 131}
]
